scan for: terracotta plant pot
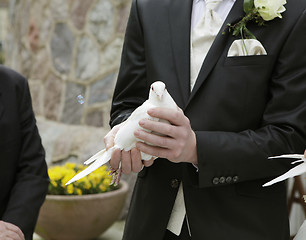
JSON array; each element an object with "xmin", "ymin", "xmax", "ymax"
[{"xmin": 35, "ymin": 180, "xmax": 128, "ymax": 240}]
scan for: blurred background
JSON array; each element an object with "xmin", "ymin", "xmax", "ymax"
[
  {"xmin": 1, "ymin": 0, "xmax": 134, "ymax": 239},
  {"xmin": 0, "ymin": 0, "xmax": 304, "ymax": 239}
]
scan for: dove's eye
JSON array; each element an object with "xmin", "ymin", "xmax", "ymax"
[{"xmin": 151, "ymin": 86, "xmax": 154, "ymax": 91}]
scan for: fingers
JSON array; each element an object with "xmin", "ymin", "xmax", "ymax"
[
  {"xmin": 131, "ymin": 148, "xmax": 143, "ymax": 172},
  {"xmin": 136, "ymin": 107, "xmax": 198, "ymax": 164},
  {"xmin": 0, "ymin": 221, "xmax": 25, "ymax": 240},
  {"xmin": 143, "ymin": 158, "xmax": 154, "ymax": 167},
  {"xmin": 109, "ymin": 148, "xmax": 121, "ymax": 170},
  {"xmin": 139, "ymin": 108, "xmax": 190, "ymax": 140},
  {"xmin": 110, "ymin": 147, "xmax": 153, "ymax": 175},
  {"xmin": 121, "ymin": 150, "xmax": 132, "ymax": 174},
  {"xmin": 136, "ymin": 141, "xmax": 171, "ymax": 160},
  {"xmin": 6, "ymin": 222, "xmax": 24, "ymax": 240},
  {"xmin": 147, "ymin": 107, "xmax": 186, "ymax": 126},
  {"xmin": 138, "ymin": 118, "xmax": 177, "ymax": 138},
  {"xmin": 121, "ymin": 149, "xmax": 146, "ymax": 173},
  {"xmin": 135, "ymin": 127, "xmax": 176, "ymax": 149}
]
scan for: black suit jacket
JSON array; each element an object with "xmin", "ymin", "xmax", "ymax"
[
  {"xmin": 110, "ymin": 0, "xmax": 306, "ymax": 239},
  {"xmin": 0, "ymin": 66, "xmax": 49, "ymax": 240}
]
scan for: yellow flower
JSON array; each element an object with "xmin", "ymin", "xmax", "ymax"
[
  {"xmin": 66, "ymin": 184, "xmax": 74, "ymax": 194},
  {"xmin": 103, "ymin": 178, "xmax": 111, "ymax": 186},
  {"xmin": 65, "ymin": 162, "xmax": 76, "ymax": 169},
  {"xmin": 76, "ymin": 188, "xmax": 82, "ymax": 195},
  {"xmin": 51, "ymin": 180, "xmax": 58, "ymax": 187},
  {"xmin": 99, "ymin": 184, "xmax": 107, "ymax": 192},
  {"xmin": 48, "ymin": 168, "xmax": 62, "ymax": 181},
  {"xmin": 61, "ymin": 169, "xmax": 76, "ymax": 186},
  {"xmin": 47, "ymin": 162, "xmax": 116, "ymax": 195},
  {"xmin": 77, "ymin": 164, "xmax": 85, "ymax": 171},
  {"xmin": 82, "ymin": 179, "xmax": 91, "ymax": 190}
]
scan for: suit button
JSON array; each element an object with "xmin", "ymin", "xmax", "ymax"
[
  {"xmin": 233, "ymin": 175, "xmax": 239, "ymax": 183},
  {"xmin": 212, "ymin": 177, "xmax": 219, "ymax": 185},
  {"xmin": 170, "ymin": 179, "xmax": 179, "ymax": 188},
  {"xmin": 226, "ymin": 176, "xmax": 232, "ymax": 184},
  {"xmin": 219, "ymin": 177, "xmax": 225, "ymax": 184}
]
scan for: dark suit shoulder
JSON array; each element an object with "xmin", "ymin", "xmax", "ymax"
[
  {"xmin": 0, "ymin": 65, "xmax": 27, "ymax": 91},
  {"xmin": 135, "ymin": 0, "xmax": 170, "ymax": 10}
]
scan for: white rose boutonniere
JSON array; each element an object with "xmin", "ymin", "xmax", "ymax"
[
  {"xmin": 225, "ymin": 0, "xmax": 287, "ymax": 39},
  {"xmin": 255, "ymin": 0, "xmax": 287, "ymax": 21}
]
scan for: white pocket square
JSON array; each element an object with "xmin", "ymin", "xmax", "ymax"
[{"xmin": 227, "ymin": 39, "xmax": 267, "ymax": 57}]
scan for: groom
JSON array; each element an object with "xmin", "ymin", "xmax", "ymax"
[{"xmin": 107, "ymin": 0, "xmax": 306, "ymax": 239}]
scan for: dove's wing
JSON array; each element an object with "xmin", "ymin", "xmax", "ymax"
[
  {"xmin": 65, "ymin": 147, "xmax": 114, "ymax": 185},
  {"xmin": 163, "ymin": 89, "xmax": 178, "ymax": 109},
  {"xmin": 291, "ymin": 160, "xmax": 305, "ymax": 164},
  {"xmin": 114, "ymin": 100, "xmax": 157, "ymax": 151},
  {"xmin": 263, "ymin": 163, "xmax": 306, "ymax": 187},
  {"xmin": 66, "ymin": 100, "xmax": 156, "ymax": 185}
]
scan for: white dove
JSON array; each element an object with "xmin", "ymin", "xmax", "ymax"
[
  {"xmin": 65, "ymin": 81, "xmax": 177, "ymax": 186},
  {"xmin": 263, "ymin": 152, "xmax": 306, "ymax": 187}
]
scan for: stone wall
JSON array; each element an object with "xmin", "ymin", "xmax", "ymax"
[
  {"xmin": 5, "ymin": 0, "xmax": 134, "ymax": 218},
  {"xmin": 5, "ymin": 0, "xmax": 131, "ymax": 128},
  {"xmin": 5, "ymin": 0, "xmax": 132, "ymax": 163}
]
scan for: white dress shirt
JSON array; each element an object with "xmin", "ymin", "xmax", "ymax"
[
  {"xmin": 192, "ymin": 0, "xmax": 236, "ymax": 30},
  {"xmin": 166, "ymin": 0, "xmax": 236, "ymax": 236}
]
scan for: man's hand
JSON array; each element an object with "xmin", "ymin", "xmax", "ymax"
[
  {"xmin": 0, "ymin": 221, "xmax": 25, "ymax": 240},
  {"xmin": 105, "ymin": 124, "xmax": 154, "ymax": 175},
  {"xmin": 135, "ymin": 107, "xmax": 198, "ymax": 165}
]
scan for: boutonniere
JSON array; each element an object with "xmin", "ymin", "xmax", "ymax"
[{"xmin": 225, "ymin": 0, "xmax": 287, "ymax": 39}]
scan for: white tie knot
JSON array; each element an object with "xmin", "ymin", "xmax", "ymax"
[{"xmin": 205, "ymin": 0, "xmax": 222, "ymax": 11}]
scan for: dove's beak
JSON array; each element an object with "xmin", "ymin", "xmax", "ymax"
[{"xmin": 158, "ymin": 94, "xmax": 163, "ymax": 101}]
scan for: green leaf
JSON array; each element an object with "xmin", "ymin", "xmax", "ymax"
[
  {"xmin": 243, "ymin": 0, "xmax": 255, "ymax": 14},
  {"xmin": 243, "ymin": 26, "xmax": 257, "ymax": 40}
]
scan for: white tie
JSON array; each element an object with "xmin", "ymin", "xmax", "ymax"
[
  {"xmin": 167, "ymin": 1, "xmax": 224, "ymax": 236},
  {"xmin": 190, "ymin": 0, "xmax": 223, "ymax": 90},
  {"xmin": 166, "ymin": 183, "xmax": 187, "ymax": 236}
]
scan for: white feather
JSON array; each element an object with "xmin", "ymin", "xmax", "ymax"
[
  {"xmin": 268, "ymin": 154, "xmax": 303, "ymax": 159},
  {"xmin": 263, "ymin": 153, "xmax": 306, "ymax": 187},
  {"xmin": 263, "ymin": 163, "xmax": 306, "ymax": 187}
]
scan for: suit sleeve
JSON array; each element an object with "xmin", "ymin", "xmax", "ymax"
[
  {"xmin": 2, "ymin": 77, "xmax": 49, "ymax": 240},
  {"xmin": 196, "ymin": 10, "xmax": 306, "ymax": 188},
  {"xmin": 110, "ymin": 0, "xmax": 148, "ymax": 127}
]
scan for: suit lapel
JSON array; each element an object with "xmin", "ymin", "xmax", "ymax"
[
  {"xmin": 187, "ymin": 0, "xmax": 244, "ymax": 105},
  {"xmin": 168, "ymin": 0, "xmax": 193, "ymax": 107}
]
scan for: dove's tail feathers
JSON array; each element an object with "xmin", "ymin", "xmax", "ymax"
[
  {"xmin": 268, "ymin": 154, "xmax": 303, "ymax": 159},
  {"xmin": 291, "ymin": 160, "xmax": 304, "ymax": 165},
  {"xmin": 65, "ymin": 148, "xmax": 114, "ymax": 186},
  {"xmin": 263, "ymin": 163, "xmax": 306, "ymax": 187},
  {"xmin": 84, "ymin": 148, "xmax": 107, "ymax": 165}
]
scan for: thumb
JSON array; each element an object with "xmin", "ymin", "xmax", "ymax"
[
  {"xmin": 143, "ymin": 157, "xmax": 155, "ymax": 167},
  {"xmin": 104, "ymin": 124, "xmax": 122, "ymax": 150}
]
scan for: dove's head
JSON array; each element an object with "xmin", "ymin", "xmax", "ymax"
[{"xmin": 149, "ymin": 81, "xmax": 166, "ymax": 102}]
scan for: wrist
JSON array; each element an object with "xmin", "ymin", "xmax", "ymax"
[{"xmin": 189, "ymin": 131, "xmax": 198, "ymax": 164}]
